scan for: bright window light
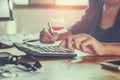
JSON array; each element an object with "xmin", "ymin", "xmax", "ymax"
[
  {"xmin": 55, "ymin": 0, "xmax": 88, "ymax": 6},
  {"xmin": 13, "ymin": 0, "xmax": 29, "ymax": 5}
]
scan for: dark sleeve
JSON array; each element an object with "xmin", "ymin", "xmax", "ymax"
[{"xmin": 68, "ymin": 0, "xmax": 94, "ymax": 35}]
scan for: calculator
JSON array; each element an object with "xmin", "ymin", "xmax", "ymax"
[{"xmin": 13, "ymin": 43, "xmax": 77, "ymax": 58}]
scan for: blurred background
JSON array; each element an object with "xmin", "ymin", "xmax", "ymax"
[{"xmin": 0, "ymin": 0, "xmax": 88, "ymax": 34}]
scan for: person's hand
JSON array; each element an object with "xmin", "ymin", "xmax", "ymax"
[
  {"xmin": 39, "ymin": 29, "xmax": 58, "ymax": 44},
  {"xmin": 57, "ymin": 33, "xmax": 107, "ymax": 55}
]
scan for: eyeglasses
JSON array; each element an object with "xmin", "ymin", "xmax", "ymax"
[{"xmin": 0, "ymin": 52, "xmax": 42, "ymax": 72}]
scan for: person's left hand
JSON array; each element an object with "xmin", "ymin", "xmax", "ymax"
[{"xmin": 57, "ymin": 33, "xmax": 107, "ymax": 55}]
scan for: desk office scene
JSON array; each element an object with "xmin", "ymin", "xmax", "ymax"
[{"xmin": 0, "ymin": 0, "xmax": 120, "ymax": 80}]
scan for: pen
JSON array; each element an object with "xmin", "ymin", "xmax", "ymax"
[{"xmin": 48, "ymin": 22, "xmax": 53, "ymax": 35}]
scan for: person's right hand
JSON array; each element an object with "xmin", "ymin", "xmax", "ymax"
[
  {"xmin": 39, "ymin": 29, "xmax": 58, "ymax": 44},
  {"xmin": 57, "ymin": 33, "xmax": 107, "ymax": 55}
]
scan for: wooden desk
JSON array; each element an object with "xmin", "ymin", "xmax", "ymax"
[
  {"xmin": 1, "ymin": 48, "xmax": 120, "ymax": 80},
  {"xmin": 39, "ymin": 56, "xmax": 120, "ymax": 80}
]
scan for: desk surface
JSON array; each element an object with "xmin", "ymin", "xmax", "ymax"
[
  {"xmin": 0, "ymin": 47, "xmax": 120, "ymax": 80},
  {"xmin": 39, "ymin": 56, "xmax": 120, "ymax": 80}
]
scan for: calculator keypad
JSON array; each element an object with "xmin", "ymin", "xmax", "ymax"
[{"xmin": 27, "ymin": 45, "xmax": 70, "ymax": 53}]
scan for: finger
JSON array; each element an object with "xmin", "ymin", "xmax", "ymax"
[
  {"xmin": 77, "ymin": 33, "xmax": 88, "ymax": 38},
  {"xmin": 80, "ymin": 38, "xmax": 95, "ymax": 54},
  {"xmin": 52, "ymin": 32, "xmax": 58, "ymax": 41},
  {"xmin": 57, "ymin": 40, "xmax": 66, "ymax": 50},
  {"xmin": 41, "ymin": 28, "xmax": 45, "ymax": 32},
  {"xmin": 41, "ymin": 36, "xmax": 51, "ymax": 43},
  {"xmin": 67, "ymin": 36, "xmax": 74, "ymax": 52},
  {"xmin": 40, "ymin": 31, "xmax": 54, "ymax": 43},
  {"xmin": 40, "ymin": 28, "xmax": 45, "ymax": 38},
  {"xmin": 42, "ymin": 31, "xmax": 54, "ymax": 42},
  {"xmin": 40, "ymin": 35, "xmax": 50, "ymax": 42},
  {"xmin": 81, "ymin": 38, "xmax": 91, "ymax": 52},
  {"xmin": 74, "ymin": 36, "xmax": 88, "ymax": 50},
  {"xmin": 44, "ymin": 31, "xmax": 52, "ymax": 39},
  {"xmin": 44, "ymin": 31, "xmax": 56, "ymax": 43},
  {"xmin": 73, "ymin": 38, "xmax": 81, "ymax": 50}
]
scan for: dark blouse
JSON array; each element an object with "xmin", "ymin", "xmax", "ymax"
[{"xmin": 69, "ymin": 0, "xmax": 120, "ymax": 43}]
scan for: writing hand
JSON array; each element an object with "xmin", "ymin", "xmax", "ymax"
[{"xmin": 39, "ymin": 28, "xmax": 58, "ymax": 44}]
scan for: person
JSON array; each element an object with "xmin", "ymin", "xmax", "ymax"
[{"xmin": 40, "ymin": 0, "xmax": 120, "ymax": 56}]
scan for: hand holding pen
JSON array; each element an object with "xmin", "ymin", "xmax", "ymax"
[{"xmin": 39, "ymin": 23, "xmax": 58, "ymax": 44}]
